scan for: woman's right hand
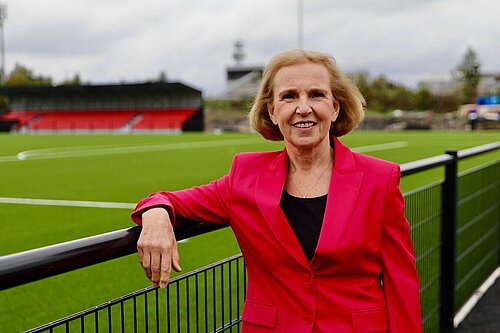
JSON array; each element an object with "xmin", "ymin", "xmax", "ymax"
[{"xmin": 137, "ymin": 207, "xmax": 182, "ymax": 288}]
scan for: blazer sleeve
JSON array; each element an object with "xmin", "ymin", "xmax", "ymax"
[
  {"xmin": 381, "ymin": 164, "xmax": 422, "ymax": 332},
  {"xmin": 130, "ymin": 155, "xmax": 237, "ymax": 226}
]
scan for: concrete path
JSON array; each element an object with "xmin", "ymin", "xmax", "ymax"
[{"xmin": 455, "ymin": 279, "xmax": 500, "ymax": 333}]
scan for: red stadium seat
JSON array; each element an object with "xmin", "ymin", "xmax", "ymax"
[
  {"xmin": 27, "ymin": 110, "xmax": 138, "ymax": 131},
  {"xmin": 3, "ymin": 108, "xmax": 197, "ymax": 132},
  {"xmin": 132, "ymin": 108, "xmax": 197, "ymax": 130},
  {"xmin": 0, "ymin": 111, "xmax": 41, "ymax": 129}
]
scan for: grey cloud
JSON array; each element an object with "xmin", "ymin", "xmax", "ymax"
[{"xmin": 4, "ymin": 0, "xmax": 500, "ymax": 96}]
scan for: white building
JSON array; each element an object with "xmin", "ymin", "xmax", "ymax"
[
  {"xmin": 418, "ymin": 73, "xmax": 500, "ymax": 95},
  {"xmin": 225, "ymin": 65, "xmax": 264, "ymax": 100}
]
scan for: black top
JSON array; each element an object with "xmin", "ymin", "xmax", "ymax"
[{"xmin": 280, "ymin": 191, "xmax": 328, "ymax": 262}]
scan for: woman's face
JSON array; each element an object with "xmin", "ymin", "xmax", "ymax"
[{"xmin": 267, "ymin": 62, "xmax": 339, "ymax": 150}]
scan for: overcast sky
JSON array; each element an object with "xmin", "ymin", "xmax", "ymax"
[{"xmin": 4, "ymin": 0, "xmax": 500, "ymax": 97}]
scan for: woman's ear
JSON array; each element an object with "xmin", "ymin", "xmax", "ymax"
[
  {"xmin": 331, "ymin": 99, "xmax": 340, "ymax": 122},
  {"xmin": 267, "ymin": 103, "xmax": 278, "ymax": 125}
]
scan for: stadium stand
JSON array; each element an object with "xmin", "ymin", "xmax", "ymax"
[
  {"xmin": 0, "ymin": 82, "xmax": 204, "ymax": 133},
  {"xmin": 0, "ymin": 110, "xmax": 40, "ymax": 130}
]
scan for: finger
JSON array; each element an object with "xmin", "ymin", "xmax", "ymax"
[
  {"xmin": 150, "ymin": 251, "xmax": 162, "ymax": 288},
  {"xmin": 172, "ymin": 240, "xmax": 182, "ymax": 273},
  {"xmin": 137, "ymin": 246, "xmax": 144, "ymax": 265},
  {"xmin": 141, "ymin": 251, "xmax": 152, "ymax": 281},
  {"xmin": 159, "ymin": 252, "xmax": 172, "ymax": 289}
]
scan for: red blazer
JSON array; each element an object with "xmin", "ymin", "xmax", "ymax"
[{"xmin": 132, "ymin": 137, "xmax": 422, "ymax": 333}]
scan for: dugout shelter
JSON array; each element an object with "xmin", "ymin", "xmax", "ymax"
[{"xmin": 0, "ymin": 82, "xmax": 204, "ymax": 133}]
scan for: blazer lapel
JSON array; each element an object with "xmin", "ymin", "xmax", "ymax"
[
  {"xmin": 311, "ymin": 137, "xmax": 363, "ymax": 270},
  {"xmin": 255, "ymin": 150, "xmax": 310, "ymax": 269}
]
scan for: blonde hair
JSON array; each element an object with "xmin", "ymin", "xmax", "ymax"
[{"xmin": 249, "ymin": 49, "xmax": 365, "ymax": 141}]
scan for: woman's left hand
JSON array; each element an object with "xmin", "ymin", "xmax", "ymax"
[{"xmin": 137, "ymin": 207, "xmax": 182, "ymax": 288}]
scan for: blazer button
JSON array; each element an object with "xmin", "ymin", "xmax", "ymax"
[
  {"xmin": 302, "ymin": 272, "xmax": 311, "ymax": 282},
  {"xmin": 304, "ymin": 315, "xmax": 314, "ymax": 325}
]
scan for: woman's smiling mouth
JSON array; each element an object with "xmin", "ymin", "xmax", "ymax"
[{"xmin": 293, "ymin": 121, "xmax": 316, "ymax": 128}]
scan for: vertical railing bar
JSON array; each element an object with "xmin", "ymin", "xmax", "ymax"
[
  {"xmin": 120, "ymin": 300, "xmax": 125, "ymax": 333},
  {"xmin": 145, "ymin": 292, "xmax": 149, "ymax": 333},
  {"xmin": 243, "ymin": 261, "xmax": 247, "ymax": 299},
  {"xmin": 195, "ymin": 272, "xmax": 200, "ymax": 333},
  {"xmin": 221, "ymin": 262, "xmax": 225, "ymax": 329},
  {"xmin": 65, "ymin": 321, "xmax": 69, "ymax": 333},
  {"xmin": 186, "ymin": 278, "xmax": 190, "ymax": 333},
  {"xmin": 94, "ymin": 310, "xmax": 99, "ymax": 333},
  {"xmin": 204, "ymin": 270, "xmax": 208, "ymax": 333},
  {"xmin": 133, "ymin": 296, "xmax": 138, "ymax": 333},
  {"xmin": 155, "ymin": 288, "xmax": 160, "ymax": 333},
  {"xmin": 236, "ymin": 258, "xmax": 240, "ymax": 332},
  {"xmin": 213, "ymin": 266, "xmax": 217, "ymax": 332},
  {"xmin": 80, "ymin": 315, "xmax": 84, "ymax": 333},
  {"xmin": 176, "ymin": 282, "xmax": 180, "ymax": 333},
  {"xmin": 229, "ymin": 260, "xmax": 233, "ymax": 331},
  {"xmin": 440, "ymin": 150, "xmax": 458, "ymax": 333},
  {"xmin": 108, "ymin": 305, "xmax": 112, "ymax": 333},
  {"xmin": 167, "ymin": 286, "xmax": 171, "ymax": 333}
]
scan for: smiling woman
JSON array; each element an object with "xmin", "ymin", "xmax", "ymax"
[
  {"xmin": 249, "ymin": 49, "xmax": 365, "ymax": 142},
  {"xmin": 268, "ymin": 62, "xmax": 339, "ymax": 152},
  {"xmin": 132, "ymin": 49, "xmax": 422, "ymax": 332}
]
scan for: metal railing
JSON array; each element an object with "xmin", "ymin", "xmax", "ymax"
[
  {"xmin": 25, "ymin": 254, "xmax": 246, "ymax": 333},
  {"xmin": 0, "ymin": 142, "xmax": 498, "ymax": 333}
]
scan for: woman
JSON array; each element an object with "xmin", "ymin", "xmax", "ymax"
[{"xmin": 131, "ymin": 49, "xmax": 422, "ymax": 332}]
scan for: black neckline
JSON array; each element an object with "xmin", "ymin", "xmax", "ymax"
[{"xmin": 282, "ymin": 190, "xmax": 328, "ymax": 201}]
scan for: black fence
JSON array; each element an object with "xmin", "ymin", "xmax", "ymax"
[
  {"xmin": 0, "ymin": 142, "xmax": 498, "ymax": 333},
  {"xmin": 24, "ymin": 254, "xmax": 246, "ymax": 333}
]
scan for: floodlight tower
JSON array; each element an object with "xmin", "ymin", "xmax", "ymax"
[
  {"xmin": 298, "ymin": 0, "xmax": 303, "ymax": 49},
  {"xmin": 0, "ymin": 3, "xmax": 6, "ymax": 85},
  {"xmin": 233, "ymin": 40, "xmax": 245, "ymax": 67}
]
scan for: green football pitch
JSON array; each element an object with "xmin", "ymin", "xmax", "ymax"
[{"xmin": 0, "ymin": 130, "xmax": 498, "ymax": 331}]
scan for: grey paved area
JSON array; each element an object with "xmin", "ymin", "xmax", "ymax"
[{"xmin": 454, "ymin": 279, "xmax": 500, "ymax": 333}]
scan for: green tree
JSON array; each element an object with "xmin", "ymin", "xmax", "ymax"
[
  {"xmin": 351, "ymin": 72, "xmax": 415, "ymax": 112},
  {"xmin": 350, "ymin": 71, "xmax": 371, "ymax": 99},
  {"xmin": 413, "ymin": 87, "xmax": 433, "ymax": 110},
  {"xmin": 370, "ymin": 75, "xmax": 411, "ymax": 112},
  {"xmin": 454, "ymin": 47, "xmax": 481, "ymax": 103},
  {"xmin": 157, "ymin": 71, "xmax": 168, "ymax": 82},
  {"xmin": 5, "ymin": 63, "xmax": 52, "ymax": 86},
  {"xmin": 0, "ymin": 95, "xmax": 9, "ymax": 114},
  {"xmin": 60, "ymin": 73, "xmax": 81, "ymax": 85}
]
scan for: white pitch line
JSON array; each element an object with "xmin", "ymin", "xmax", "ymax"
[
  {"xmin": 0, "ymin": 197, "xmax": 136, "ymax": 209},
  {"xmin": 0, "ymin": 156, "xmax": 19, "ymax": 163},
  {"xmin": 15, "ymin": 138, "xmax": 265, "ymax": 161},
  {"xmin": 0, "ymin": 138, "xmax": 265, "ymax": 163},
  {"xmin": 0, "ymin": 196, "xmax": 190, "ymax": 243},
  {"xmin": 351, "ymin": 141, "xmax": 408, "ymax": 153},
  {"xmin": 0, "ymin": 139, "xmax": 408, "ymax": 163}
]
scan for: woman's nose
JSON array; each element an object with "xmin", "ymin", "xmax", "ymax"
[{"xmin": 296, "ymin": 98, "xmax": 312, "ymax": 115}]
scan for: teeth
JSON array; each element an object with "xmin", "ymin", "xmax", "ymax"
[{"xmin": 294, "ymin": 122, "xmax": 314, "ymax": 128}]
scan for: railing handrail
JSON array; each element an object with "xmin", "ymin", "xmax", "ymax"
[
  {"xmin": 0, "ymin": 220, "xmax": 225, "ymax": 291},
  {"xmin": 0, "ymin": 141, "xmax": 498, "ymax": 291},
  {"xmin": 457, "ymin": 141, "xmax": 500, "ymax": 159},
  {"xmin": 400, "ymin": 154, "xmax": 453, "ymax": 176}
]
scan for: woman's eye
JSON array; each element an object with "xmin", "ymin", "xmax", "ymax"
[
  {"xmin": 311, "ymin": 92, "xmax": 325, "ymax": 99},
  {"xmin": 281, "ymin": 93, "xmax": 295, "ymax": 101}
]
